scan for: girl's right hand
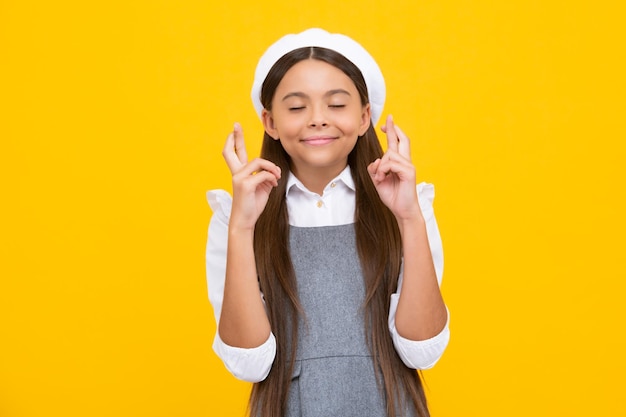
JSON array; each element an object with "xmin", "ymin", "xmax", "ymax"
[{"xmin": 222, "ymin": 122, "xmax": 281, "ymax": 231}]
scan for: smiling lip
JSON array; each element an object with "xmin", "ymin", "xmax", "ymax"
[{"xmin": 301, "ymin": 136, "xmax": 337, "ymax": 146}]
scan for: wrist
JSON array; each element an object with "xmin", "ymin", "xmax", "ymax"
[
  {"xmin": 228, "ymin": 209, "xmax": 258, "ymax": 235},
  {"xmin": 228, "ymin": 224, "xmax": 256, "ymax": 238},
  {"xmin": 395, "ymin": 212, "xmax": 426, "ymax": 237}
]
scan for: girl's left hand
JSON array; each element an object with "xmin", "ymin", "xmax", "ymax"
[{"xmin": 367, "ymin": 115, "xmax": 422, "ymax": 221}]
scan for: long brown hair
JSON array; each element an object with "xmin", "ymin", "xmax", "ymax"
[{"xmin": 250, "ymin": 47, "xmax": 429, "ymax": 417}]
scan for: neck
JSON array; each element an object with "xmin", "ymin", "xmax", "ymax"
[{"xmin": 292, "ymin": 164, "xmax": 347, "ymax": 195}]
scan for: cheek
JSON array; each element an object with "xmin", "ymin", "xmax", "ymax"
[
  {"xmin": 275, "ymin": 114, "xmax": 306, "ymax": 136},
  {"xmin": 338, "ymin": 114, "xmax": 366, "ymax": 135},
  {"xmin": 276, "ymin": 120, "xmax": 299, "ymax": 137}
]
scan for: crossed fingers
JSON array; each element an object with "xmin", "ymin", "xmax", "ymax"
[{"xmin": 221, "ymin": 122, "xmax": 281, "ymax": 187}]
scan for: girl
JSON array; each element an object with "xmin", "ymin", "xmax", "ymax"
[{"xmin": 206, "ymin": 28, "xmax": 449, "ymax": 417}]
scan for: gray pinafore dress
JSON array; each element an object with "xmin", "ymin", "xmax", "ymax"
[{"xmin": 282, "ymin": 224, "xmax": 416, "ymax": 417}]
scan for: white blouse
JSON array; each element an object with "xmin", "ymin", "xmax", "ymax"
[{"xmin": 206, "ymin": 166, "xmax": 450, "ymax": 382}]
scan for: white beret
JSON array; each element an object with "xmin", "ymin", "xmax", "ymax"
[{"xmin": 251, "ymin": 28, "xmax": 386, "ymax": 125}]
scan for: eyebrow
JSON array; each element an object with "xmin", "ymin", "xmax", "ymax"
[{"xmin": 281, "ymin": 89, "xmax": 352, "ymax": 101}]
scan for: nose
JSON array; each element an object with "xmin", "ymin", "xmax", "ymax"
[{"xmin": 308, "ymin": 106, "xmax": 328, "ymax": 128}]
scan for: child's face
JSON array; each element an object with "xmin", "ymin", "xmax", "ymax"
[{"xmin": 262, "ymin": 59, "xmax": 371, "ymax": 179}]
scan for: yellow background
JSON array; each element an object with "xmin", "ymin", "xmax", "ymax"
[{"xmin": 2, "ymin": 1, "xmax": 625, "ymax": 416}]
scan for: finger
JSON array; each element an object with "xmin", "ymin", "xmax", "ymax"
[
  {"xmin": 383, "ymin": 115, "xmax": 398, "ymax": 152},
  {"xmin": 393, "ymin": 123, "xmax": 411, "ymax": 159},
  {"xmin": 367, "ymin": 158, "xmax": 381, "ymax": 179},
  {"xmin": 222, "ymin": 131, "xmax": 241, "ymax": 174},
  {"xmin": 376, "ymin": 153, "xmax": 415, "ymax": 181},
  {"xmin": 239, "ymin": 170, "xmax": 281, "ymax": 189},
  {"xmin": 370, "ymin": 155, "xmax": 392, "ymax": 183},
  {"xmin": 222, "ymin": 123, "xmax": 249, "ymax": 173},
  {"xmin": 234, "ymin": 158, "xmax": 282, "ymax": 180},
  {"xmin": 378, "ymin": 151, "xmax": 413, "ymax": 170},
  {"xmin": 233, "ymin": 122, "xmax": 248, "ymax": 165},
  {"xmin": 368, "ymin": 160, "xmax": 389, "ymax": 185}
]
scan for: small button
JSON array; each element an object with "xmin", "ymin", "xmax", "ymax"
[
  {"xmin": 330, "ymin": 182, "xmax": 336, "ymax": 188},
  {"xmin": 316, "ymin": 200, "xmax": 323, "ymax": 208}
]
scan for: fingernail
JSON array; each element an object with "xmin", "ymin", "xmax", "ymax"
[{"xmin": 234, "ymin": 122, "xmax": 241, "ymax": 130}]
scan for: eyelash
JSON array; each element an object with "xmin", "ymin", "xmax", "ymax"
[{"xmin": 288, "ymin": 105, "xmax": 345, "ymax": 111}]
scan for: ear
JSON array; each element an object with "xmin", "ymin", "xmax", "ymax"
[
  {"xmin": 358, "ymin": 103, "xmax": 372, "ymax": 136},
  {"xmin": 262, "ymin": 109, "xmax": 280, "ymax": 140}
]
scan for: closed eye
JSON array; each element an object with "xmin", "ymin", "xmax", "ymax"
[{"xmin": 329, "ymin": 104, "xmax": 346, "ymax": 108}]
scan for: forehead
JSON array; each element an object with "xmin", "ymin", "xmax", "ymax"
[{"xmin": 276, "ymin": 59, "xmax": 357, "ymax": 94}]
